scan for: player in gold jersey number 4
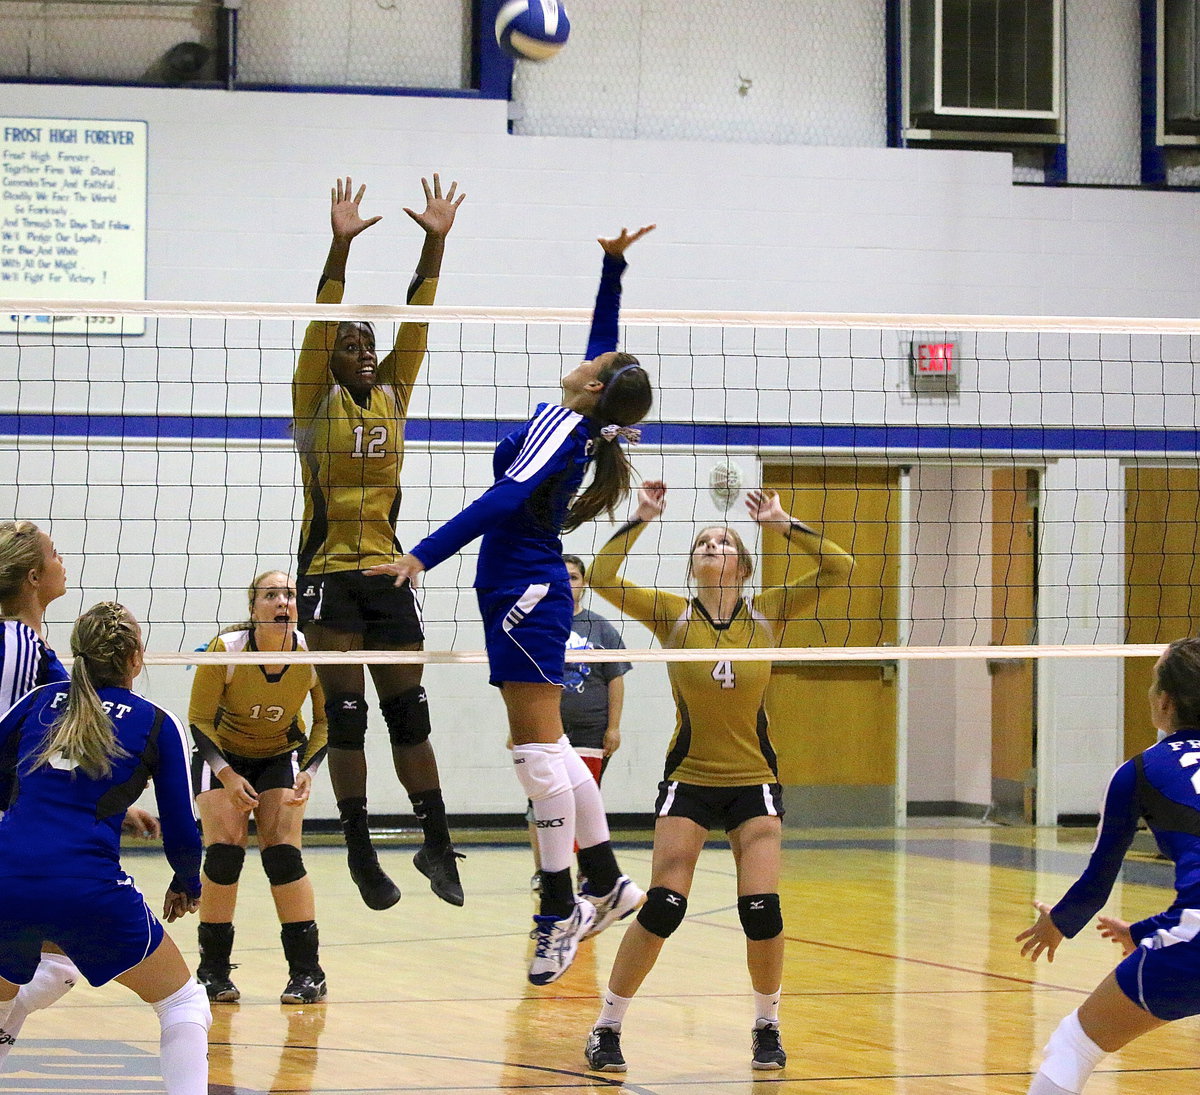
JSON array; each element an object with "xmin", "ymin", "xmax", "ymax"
[
  {"xmin": 292, "ymin": 175, "xmax": 466, "ymax": 911},
  {"xmin": 583, "ymin": 481, "xmax": 853, "ymax": 1073}
]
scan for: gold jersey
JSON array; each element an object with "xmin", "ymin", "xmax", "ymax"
[
  {"xmin": 589, "ymin": 521, "xmax": 853, "ymax": 787},
  {"xmin": 188, "ymin": 629, "xmax": 327, "ymax": 767},
  {"xmin": 292, "ymin": 275, "xmax": 438, "ymax": 574}
]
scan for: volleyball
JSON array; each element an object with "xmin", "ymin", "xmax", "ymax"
[{"xmin": 495, "ymin": 0, "xmax": 571, "ymax": 62}]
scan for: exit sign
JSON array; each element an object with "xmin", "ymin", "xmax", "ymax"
[{"xmin": 911, "ymin": 341, "xmax": 958, "ymax": 376}]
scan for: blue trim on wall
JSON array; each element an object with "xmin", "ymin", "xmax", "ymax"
[
  {"xmin": 4, "ymin": 414, "xmax": 1200, "ymax": 454},
  {"xmin": 475, "ymin": 0, "xmax": 516, "ymax": 102},
  {"xmin": 885, "ymin": 0, "xmax": 904, "ymax": 149},
  {"xmin": 1140, "ymin": 0, "xmax": 1167, "ymax": 185}
]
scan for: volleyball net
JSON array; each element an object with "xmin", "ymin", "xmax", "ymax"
[{"xmin": 2, "ymin": 297, "xmax": 1198, "ymax": 674}]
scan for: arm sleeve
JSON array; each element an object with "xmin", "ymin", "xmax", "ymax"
[
  {"xmin": 1049, "ymin": 761, "xmax": 1140, "ymax": 938},
  {"xmin": 189, "ymin": 724, "xmax": 227, "ymax": 775},
  {"xmin": 409, "ymin": 408, "xmax": 580, "ymax": 571},
  {"xmin": 187, "ymin": 640, "xmax": 227, "ymax": 748},
  {"xmin": 587, "ymin": 521, "xmax": 687, "ymax": 644},
  {"xmin": 753, "ymin": 524, "xmax": 856, "ymax": 623},
  {"xmin": 153, "ymin": 711, "xmax": 204, "ymax": 898},
  {"xmin": 584, "ymin": 253, "xmax": 627, "ymax": 361},
  {"xmin": 299, "ymin": 668, "xmax": 328, "ymax": 773},
  {"xmin": 292, "ymin": 278, "xmax": 345, "ymax": 423},
  {"xmin": 376, "ymin": 275, "xmax": 438, "ymax": 409}
]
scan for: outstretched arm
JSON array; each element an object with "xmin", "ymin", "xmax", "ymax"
[
  {"xmin": 295, "ymin": 177, "xmax": 382, "ymax": 415},
  {"xmin": 321, "ymin": 176, "xmax": 382, "ymax": 290},
  {"xmin": 379, "ymin": 173, "xmax": 466, "ymax": 395},
  {"xmin": 588, "ymin": 480, "xmax": 686, "ymax": 640},
  {"xmin": 584, "ymin": 224, "xmax": 655, "ymax": 361},
  {"xmin": 750, "ymin": 489, "xmax": 855, "ymax": 621}
]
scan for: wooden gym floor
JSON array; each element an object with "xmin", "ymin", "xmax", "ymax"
[{"xmin": 5, "ymin": 826, "xmax": 1197, "ymax": 1094}]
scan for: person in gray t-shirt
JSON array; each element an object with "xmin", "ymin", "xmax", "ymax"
[{"xmin": 561, "ymin": 554, "xmax": 632, "ymax": 779}]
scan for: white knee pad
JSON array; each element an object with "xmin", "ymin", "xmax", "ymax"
[
  {"xmin": 17, "ymin": 952, "xmax": 79, "ymax": 1012},
  {"xmin": 558, "ymin": 737, "xmax": 597, "ymax": 790},
  {"xmin": 152, "ymin": 979, "xmax": 212, "ymax": 1034},
  {"xmin": 512, "ymin": 742, "xmax": 570, "ymax": 802},
  {"xmin": 1037, "ymin": 1010, "xmax": 1106, "ymax": 1094}
]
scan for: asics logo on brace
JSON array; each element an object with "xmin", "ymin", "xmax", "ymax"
[
  {"xmin": 535, "ymin": 817, "xmax": 565, "ymax": 828},
  {"xmin": 0, "ymin": 1030, "xmax": 13, "ymax": 1045}
]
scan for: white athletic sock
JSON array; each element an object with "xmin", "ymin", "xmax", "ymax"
[
  {"xmin": 595, "ymin": 987, "xmax": 633, "ymax": 1031},
  {"xmin": 513, "ymin": 742, "xmax": 576, "ymax": 875},
  {"xmin": 152, "ymin": 980, "xmax": 211, "ymax": 1095},
  {"xmin": 1028, "ymin": 1073, "xmax": 1076, "ymax": 1095},
  {"xmin": 560, "ymin": 738, "xmax": 612, "ymax": 849},
  {"xmin": 754, "ymin": 987, "xmax": 781, "ymax": 1027},
  {"xmin": 1036, "ymin": 1010, "xmax": 1106, "ymax": 1094},
  {"xmin": 0, "ymin": 995, "xmax": 16, "ymax": 1072},
  {"xmin": 0, "ymin": 951, "xmax": 80, "ymax": 1070}
]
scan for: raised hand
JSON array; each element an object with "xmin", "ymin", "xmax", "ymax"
[
  {"xmin": 1016, "ymin": 900, "xmax": 1064, "ymax": 963},
  {"xmin": 598, "ymin": 224, "xmax": 656, "ymax": 258},
  {"xmin": 635, "ymin": 479, "xmax": 667, "ymax": 522},
  {"xmin": 330, "ymin": 176, "xmax": 382, "ymax": 241},
  {"xmin": 745, "ymin": 488, "xmax": 790, "ymax": 528},
  {"xmin": 365, "ymin": 553, "xmax": 426, "ymax": 588},
  {"xmin": 405, "ymin": 173, "xmax": 465, "ymax": 239}
]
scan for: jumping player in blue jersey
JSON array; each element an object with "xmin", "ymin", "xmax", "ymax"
[
  {"xmin": 1017, "ymin": 636, "xmax": 1200, "ymax": 1095},
  {"xmin": 0, "ymin": 602, "xmax": 208, "ymax": 1093},
  {"xmin": 0, "ymin": 521, "xmax": 160, "ymax": 1050},
  {"xmin": 368, "ymin": 224, "xmax": 655, "ymax": 985}
]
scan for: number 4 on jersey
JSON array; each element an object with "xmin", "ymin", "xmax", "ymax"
[{"xmin": 712, "ymin": 659, "xmax": 736, "ymax": 689}]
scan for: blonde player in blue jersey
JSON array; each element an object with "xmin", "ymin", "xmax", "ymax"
[
  {"xmin": 582, "ymin": 480, "xmax": 854, "ymax": 1073},
  {"xmin": 0, "ymin": 521, "xmax": 159, "ymax": 1048},
  {"xmin": 189, "ymin": 570, "xmax": 329, "ymax": 1005},
  {"xmin": 293, "ymin": 175, "xmax": 466, "ymax": 912},
  {"xmin": 1017, "ymin": 636, "xmax": 1200, "ymax": 1095},
  {"xmin": 0, "ymin": 602, "xmax": 208, "ymax": 1094},
  {"xmin": 368, "ymin": 223, "xmax": 655, "ymax": 986}
]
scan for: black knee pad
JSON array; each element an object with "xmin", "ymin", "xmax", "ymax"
[
  {"xmin": 380, "ymin": 686, "xmax": 431, "ymax": 748},
  {"xmin": 636, "ymin": 886, "xmax": 687, "ymax": 939},
  {"xmin": 261, "ymin": 843, "xmax": 307, "ymax": 887},
  {"xmin": 737, "ymin": 893, "xmax": 783, "ymax": 940},
  {"xmin": 326, "ymin": 692, "xmax": 368, "ymax": 750},
  {"xmin": 203, "ymin": 843, "xmax": 246, "ymax": 886}
]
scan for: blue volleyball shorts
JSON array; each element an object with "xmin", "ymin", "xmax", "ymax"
[
  {"xmin": 0, "ymin": 873, "xmax": 164, "ymax": 987},
  {"xmin": 477, "ymin": 580, "xmax": 573, "ymax": 688},
  {"xmin": 1116, "ymin": 911, "xmax": 1200, "ymax": 1020}
]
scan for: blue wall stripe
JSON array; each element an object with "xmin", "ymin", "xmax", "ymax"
[{"xmin": 2, "ymin": 414, "xmax": 1199, "ymax": 454}]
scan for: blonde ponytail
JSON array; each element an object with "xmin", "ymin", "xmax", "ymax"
[{"xmin": 32, "ymin": 602, "xmax": 138, "ymax": 779}]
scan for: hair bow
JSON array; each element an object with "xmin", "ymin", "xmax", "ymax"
[{"xmin": 599, "ymin": 424, "xmax": 642, "ymax": 444}]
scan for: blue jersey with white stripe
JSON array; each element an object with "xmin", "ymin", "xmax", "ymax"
[
  {"xmin": 0, "ymin": 619, "xmax": 68, "ymax": 711},
  {"xmin": 1052, "ymin": 728, "xmax": 1200, "ymax": 942},
  {"xmin": 409, "ymin": 252, "xmax": 627, "ymax": 587},
  {"xmin": 0, "ymin": 682, "xmax": 202, "ymax": 898}
]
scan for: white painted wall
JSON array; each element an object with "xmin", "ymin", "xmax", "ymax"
[{"xmin": 1, "ymin": 82, "xmax": 1196, "ymax": 822}]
